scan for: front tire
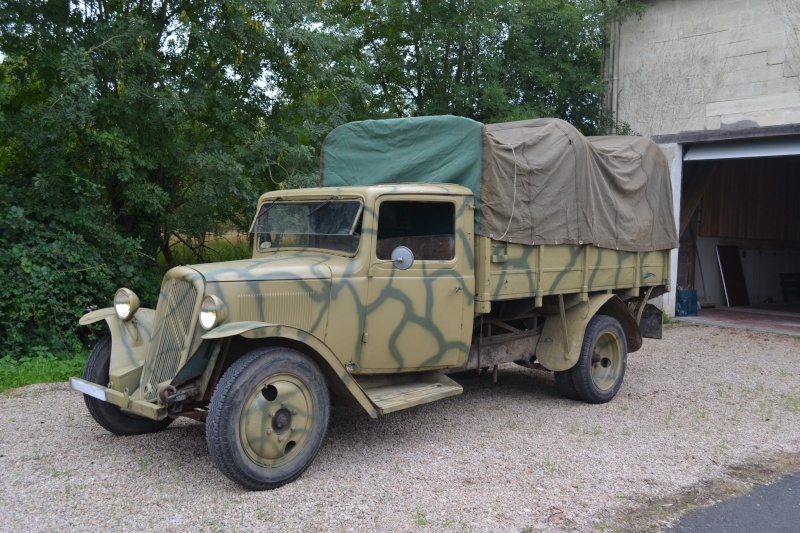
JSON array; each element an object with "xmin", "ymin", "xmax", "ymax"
[
  {"xmin": 82, "ymin": 335, "xmax": 173, "ymax": 436},
  {"xmin": 206, "ymin": 347, "xmax": 330, "ymax": 490},
  {"xmin": 570, "ymin": 315, "xmax": 627, "ymax": 404}
]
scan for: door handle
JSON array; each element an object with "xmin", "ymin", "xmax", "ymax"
[{"xmin": 449, "ymin": 286, "xmax": 463, "ymax": 296}]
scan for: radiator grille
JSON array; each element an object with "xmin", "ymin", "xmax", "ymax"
[{"xmin": 140, "ymin": 276, "xmax": 200, "ymax": 401}]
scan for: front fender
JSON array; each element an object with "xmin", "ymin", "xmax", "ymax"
[
  {"xmin": 200, "ymin": 321, "xmax": 273, "ymax": 340},
  {"xmin": 79, "ymin": 307, "xmax": 116, "ymax": 326},
  {"xmin": 79, "ymin": 307, "xmax": 156, "ymax": 374},
  {"xmin": 203, "ymin": 321, "xmax": 378, "ymax": 418}
]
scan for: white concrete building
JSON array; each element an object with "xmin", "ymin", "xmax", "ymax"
[{"xmin": 606, "ymin": 0, "xmax": 800, "ymax": 314}]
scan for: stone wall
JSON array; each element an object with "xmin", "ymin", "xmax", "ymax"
[{"xmin": 612, "ymin": 0, "xmax": 800, "ymax": 137}]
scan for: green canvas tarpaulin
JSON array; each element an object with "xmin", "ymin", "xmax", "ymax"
[
  {"xmin": 321, "ymin": 116, "xmax": 678, "ymax": 252},
  {"xmin": 321, "ymin": 115, "xmax": 484, "ymax": 196}
]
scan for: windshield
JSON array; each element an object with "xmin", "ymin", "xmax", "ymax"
[{"xmin": 250, "ymin": 198, "xmax": 363, "ymax": 254}]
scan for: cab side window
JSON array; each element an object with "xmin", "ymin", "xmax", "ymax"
[{"xmin": 376, "ymin": 201, "xmax": 455, "ymax": 261}]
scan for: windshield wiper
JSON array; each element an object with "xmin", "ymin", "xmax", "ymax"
[
  {"xmin": 260, "ymin": 196, "xmax": 283, "ymax": 216},
  {"xmin": 252, "ymin": 196, "xmax": 282, "ymax": 232},
  {"xmin": 307, "ymin": 195, "xmax": 338, "ymax": 217}
]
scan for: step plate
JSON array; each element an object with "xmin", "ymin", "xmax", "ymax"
[{"xmin": 363, "ymin": 377, "xmax": 463, "ymax": 415}]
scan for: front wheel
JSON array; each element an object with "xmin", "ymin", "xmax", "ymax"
[
  {"xmin": 206, "ymin": 347, "xmax": 330, "ymax": 490},
  {"xmin": 82, "ymin": 335, "xmax": 173, "ymax": 436},
  {"xmin": 569, "ymin": 315, "xmax": 628, "ymax": 404}
]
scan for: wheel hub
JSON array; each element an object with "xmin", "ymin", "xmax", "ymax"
[{"xmin": 272, "ymin": 409, "xmax": 292, "ymax": 434}]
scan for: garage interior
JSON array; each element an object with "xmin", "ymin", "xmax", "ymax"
[{"xmin": 671, "ymin": 129, "xmax": 800, "ymax": 335}]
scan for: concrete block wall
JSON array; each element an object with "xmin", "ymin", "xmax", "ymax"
[{"xmin": 612, "ymin": 0, "xmax": 800, "ymax": 138}]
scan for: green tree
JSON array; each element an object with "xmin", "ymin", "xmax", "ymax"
[
  {"xmin": 0, "ymin": 0, "xmax": 638, "ymax": 360},
  {"xmin": 324, "ymin": 0, "xmax": 642, "ymax": 132},
  {"xmin": 1, "ymin": 0, "xmax": 363, "ymax": 259},
  {"xmin": 0, "ymin": 0, "xmax": 364, "ymax": 357}
]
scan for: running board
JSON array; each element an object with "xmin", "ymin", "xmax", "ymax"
[{"xmin": 355, "ymin": 371, "xmax": 463, "ymax": 416}]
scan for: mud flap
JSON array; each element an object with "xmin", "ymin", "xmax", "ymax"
[{"xmin": 638, "ymin": 303, "xmax": 663, "ymax": 340}]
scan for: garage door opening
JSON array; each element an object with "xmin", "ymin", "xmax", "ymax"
[{"xmin": 676, "ymin": 144, "xmax": 800, "ymax": 335}]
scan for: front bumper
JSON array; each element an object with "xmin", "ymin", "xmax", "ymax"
[{"xmin": 70, "ymin": 377, "xmax": 165, "ymax": 420}]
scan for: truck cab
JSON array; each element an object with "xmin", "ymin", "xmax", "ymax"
[{"xmin": 71, "ymin": 184, "xmax": 478, "ymax": 490}]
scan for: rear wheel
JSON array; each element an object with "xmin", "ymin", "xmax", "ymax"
[
  {"xmin": 570, "ymin": 315, "xmax": 627, "ymax": 404},
  {"xmin": 206, "ymin": 347, "xmax": 330, "ymax": 490},
  {"xmin": 82, "ymin": 335, "xmax": 173, "ymax": 435}
]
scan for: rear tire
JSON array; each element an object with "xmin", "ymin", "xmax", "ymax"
[
  {"xmin": 553, "ymin": 369, "xmax": 581, "ymax": 401},
  {"xmin": 82, "ymin": 335, "xmax": 173, "ymax": 436},
  {"xmin": 570, "ymin": 315, "xmax": 628, "ymax": 404},
  {"xmin": 206, "ymin": 347, "xmax": 330, "ymax": 490}
]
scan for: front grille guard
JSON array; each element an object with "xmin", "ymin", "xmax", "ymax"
[{"xmin": 139, "ymin": 267, "xmax": 204, "ymax": 402}]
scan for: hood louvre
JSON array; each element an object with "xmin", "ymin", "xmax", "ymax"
[{"xmin": 239, "ymin": 292, "xmax": 314, "ymax": 331}]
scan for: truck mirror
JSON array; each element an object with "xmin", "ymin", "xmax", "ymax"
[{"xmin": 391, "ymin": 246, "xmax": 414, "ymax": 270}]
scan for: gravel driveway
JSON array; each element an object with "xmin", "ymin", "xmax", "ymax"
[{"xmin": 1, "ymin": 322, "xmax": 799, "ymax": 532}]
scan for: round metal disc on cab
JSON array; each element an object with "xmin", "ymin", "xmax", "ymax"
[{"xmin": 391, "ymin": 246, "xmax": 414, "ymax": 270}]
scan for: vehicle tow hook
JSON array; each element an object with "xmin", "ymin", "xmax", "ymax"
[
  {"xmin": 158, "ymin": 385, "xmax": 200, "ymax": 405},
  {"xmin": 158, "ymin": 385, "xmax": 177, "ymax": 404}
]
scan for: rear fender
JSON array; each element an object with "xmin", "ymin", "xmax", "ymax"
[{"xmin": 535, "ymin": 294, "xmax": 641, "ymax": 372}]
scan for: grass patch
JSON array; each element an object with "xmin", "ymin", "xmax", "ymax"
[
  {"xmin": 782, "ymin": 393, "xmax": 800, "ymax": 413},
  {"xmin": 0, "ymin": 355, "xmax": 87, "ymax": 393}
]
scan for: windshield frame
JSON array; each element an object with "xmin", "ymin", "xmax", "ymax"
[{"xmin": 250, "ymin": 196, "xmax": 364, "ymax": 257}]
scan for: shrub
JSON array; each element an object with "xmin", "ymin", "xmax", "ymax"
[{"xmin": 0, "ymin": 175, "xmax": 161, "ymax": 359}]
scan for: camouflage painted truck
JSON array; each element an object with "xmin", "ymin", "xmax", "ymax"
[{"xmin": 70, "ymin": 116, "xmax": 678, "ymax": 490}]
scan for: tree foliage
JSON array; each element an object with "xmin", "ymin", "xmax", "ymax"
[
  {"xmin": 0, "ymin": 0, "xmax": 365, "ymax": 357},
  {"xmin": 1, "ymin": 0, "xmax": 362, "ymax": 255},
  {"xmin": 323, "ymin": 0, "xmax": 642, "ymax": 132},
  {"xmin": 0, "ymin": 0, "xmax": 641, "ymax": 359}
]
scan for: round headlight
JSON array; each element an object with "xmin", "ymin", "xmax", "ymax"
[
  {"xmin": 114, "ymin": 288, "xmax": 140, "ymax": 321},
  {"xmin": 199, "ymin": 295, "xmax": 227, "ymax": 330}
]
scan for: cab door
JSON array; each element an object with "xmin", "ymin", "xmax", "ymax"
[{"xmin": 359, "ymin": 196, "xmax": 469, "ymax": 371}]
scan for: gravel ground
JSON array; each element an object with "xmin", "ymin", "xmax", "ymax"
[{"xmin": 1, "ymin": 322, "xmax": 800, "ymax": 532}]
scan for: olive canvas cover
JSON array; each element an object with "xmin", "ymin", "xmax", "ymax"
[{"xmin": 321, "ymin": 116, "xmax": 678, "ymax": 252}]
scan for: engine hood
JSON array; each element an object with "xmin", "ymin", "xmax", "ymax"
[{"xmin": 189, "ymin": 254, "xmax": 333, "ymax": 283}]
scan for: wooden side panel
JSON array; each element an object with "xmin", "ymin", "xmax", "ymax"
[
  {"xmin": 485, "ymin": 241, "xmax": 542, "ymax": 299},
  {"xmin": 537, "ymin": 245, "xmax": 583, "ymax": 295},
  {"xmin": 474, "ymin": 237, "xmax": 671, "ymax": 303},
  {"xmin": 583, "ymin": 247, "xmax": 637, "ymax": 291},
  {"xmin": 640, "ymin": 250, "xmax": 670, "ymax": 288}
]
